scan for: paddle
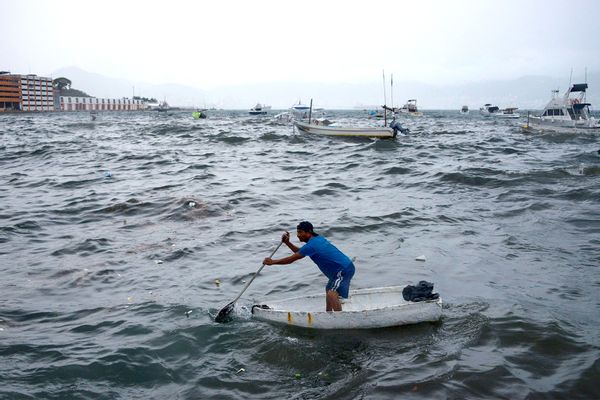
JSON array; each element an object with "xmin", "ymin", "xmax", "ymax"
[{"xmin": 215, "ymin": 240, "xmax": 284, "ymax": 323}]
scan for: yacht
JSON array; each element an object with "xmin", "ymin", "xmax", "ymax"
[
  {"xmin": 398, "ymin": 99, "xmax": 423, "ymax": 117},
  {"xmin": 460, "ymin": 105, "xmax": 469, "ymax": 114},
  {"xmin": 525, "ymin": 83, "xmax": 600, "ymax": 133},
  {"xmin": 249, "ymin": 103, "xmax": 271, "ymax": 115}
]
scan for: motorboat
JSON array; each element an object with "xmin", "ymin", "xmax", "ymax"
[
  {"xmin": 480, "ymin": 104, "xmax": 520, "ymax": 118},
  {"xmin": 460, "ymin": 105, "xmax": 469, "ymax": 114},
  {"xmin": 479, "ymin": 103, "xmax": 500, "ymax": 116},
  {"xmin": 524, "ymin": 83, "xmax": 600, "ymax": 133},
  {"xmin": 251, "ymin": 286, "xmax": 443, "ymax": 330},
  {"xmin": 249, "ymin": 103, "xmax": 271, "ymax": 115},
  {"xmin": 294, "ymin": 119, "xmax": 407, "ymax": 139},
  {"xmin": 398, "ymin": 99, "xmax": 423, "ymax": 117}
]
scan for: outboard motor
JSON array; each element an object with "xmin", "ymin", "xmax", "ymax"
[{"xmin": 389, "ymin": 119, "xmax": 409, "ymax": 136}]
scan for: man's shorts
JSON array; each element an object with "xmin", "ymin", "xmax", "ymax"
[{"xmin": 326, "ymin": 263, "xmax": 355, "ymax": 298}]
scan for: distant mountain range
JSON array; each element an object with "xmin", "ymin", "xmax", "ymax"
[{"xmin": 50, "ymin": 66, "xmax": 600, "ymax": 110}]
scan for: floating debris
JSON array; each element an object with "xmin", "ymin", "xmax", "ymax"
[
  {"xmin": 237, "ymin": 368, "xmax": 245, "ymax": 374},
  {"xmin": 185, "ymin": 310, "xmax": 192, "ymax": 318},
  {"xmin": 154, "ymin": 260, "xmax": 163, "ymax": 265},
  {"xmin": 127, "ymin": 296, "xmax": 133, "ymax": 303},
  {"xmin": 294, "ymin": 373, "xmax": 302, "ymax": 379},
  {"xmin": 188, "ymin": 201, "xmax": 196, "ymax": 208},
  {"xmin": 415, "ymin": 255, "xmax": 426, "ymax": 262},
  {"xmin": 214, "ymin": 279, "xmax": 221, "ymax": 286}
]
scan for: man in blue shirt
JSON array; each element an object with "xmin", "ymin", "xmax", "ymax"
[{"xmin": 263, "ymin": 221, "xmax": 355, "ymax": 311}]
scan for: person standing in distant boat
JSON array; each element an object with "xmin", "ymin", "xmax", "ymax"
[{"xmin": 263, "ymin": 221, "xmax": 355, "ymax": 312}]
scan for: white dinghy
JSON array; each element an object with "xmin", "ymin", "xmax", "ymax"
[
  {"xmin": 294, "ymin": 120, "xmax": 399, "ymax": 139},
  {"xmin": 251, "ymin": 286, "xmax": 442, "ymax": 330}
]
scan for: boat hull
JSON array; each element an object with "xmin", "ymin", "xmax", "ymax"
[
  {"xmin": 294, "ymin": 121, "xmax": 395, "ymax": 138},
  {"xmin": 251, "ymin": 286, "xmax": 442, "ymax": 330},
  {"xmin": 525, "ymin": 117, "xmax": 600, "ymax": 133}
]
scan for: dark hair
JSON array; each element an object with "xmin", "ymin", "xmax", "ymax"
[{"xmin": 297, "ymin": 221, "xmax": 318, "ymax": 236}]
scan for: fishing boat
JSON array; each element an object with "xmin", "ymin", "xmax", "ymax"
[
  {"xmin": 524, "ymin": 83, "xmax": 600, "ymax": 133},
  {"xmin": 249, "ymin": 103, "xmax": 271, "ymax": 115},
  {"xmin": 398, "ymin": 99, "xmax": 423, "ymax": 117},
  {"xmin": 251, "ymin": 286, "xmax": 443, "ymax": 330},
  {"xmin": 460, "ymin": 105, "xmax": 469, "ymax": 114}
]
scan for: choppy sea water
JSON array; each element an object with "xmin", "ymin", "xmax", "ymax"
[{"xmin": 1, "ymin": 110, "xmax": 599, "ymax": 399}]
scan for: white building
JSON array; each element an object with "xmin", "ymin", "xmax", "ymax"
[
  {"xmin": 59, "ymin": 96, "xmax": 145, "ymax": 111},
  {"xmin": 19, "ymin": 74, "xmax": 55, "ymax": 112}
]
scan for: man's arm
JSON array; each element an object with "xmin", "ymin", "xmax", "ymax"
[{"xmin": 264, "ymin": 252, "xmax": 304, "ymax": 265}]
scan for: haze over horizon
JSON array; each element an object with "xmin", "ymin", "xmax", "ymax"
[{"xmin": 2, "ymin": 0, "xmax": 600, "ymax": 108}]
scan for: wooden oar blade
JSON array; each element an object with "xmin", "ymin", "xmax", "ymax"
[{"xmin": 215, "ymin": 301, "xmax": 235, "ymax": 323}]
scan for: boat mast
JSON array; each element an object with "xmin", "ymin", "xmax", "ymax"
[
  {"xmin": 382, "ymin": 70, "xmax": 387, "ymax": 126},
  {"xmin": 391, "ymin": 73, "xmax": 394, "ymax": 111}
]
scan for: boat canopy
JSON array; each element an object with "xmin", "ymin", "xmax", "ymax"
[
  {"xmin": 570, "ymin": 83, "xmax": 588, "ymax": 93},
  {"xmin": 573, "ymin": 103, "xmax": 591, "ymax": 110}
]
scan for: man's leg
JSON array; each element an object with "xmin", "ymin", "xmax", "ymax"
[{"xmin": 326, "ymin": 290, "xmax": 342, "ymax": 312}]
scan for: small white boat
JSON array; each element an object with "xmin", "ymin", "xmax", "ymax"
[
  {"xmin": 460, "ymin": 105, "xmax": 469, "ymax": 114},
  {"xmin": 294, "ymin": 120, "xmax": 403, "ymax": 139},
  {"xmin": 496, "ymin": 107, "xmax": 520, "ymax": 119},
  {"xmin": 398, "ymin": 99, "xmax": 423, "ymax": 117},
  {"xmin": 249, "ymin": 103, "xmax": 271, "ymax": 115},
  {"xmin": 525, "ymin": 83, "xmax": 600, "ymax": 133},
  {"xmin": 251, "ymin": 286, "xmax": 442, "ymax": 330}
]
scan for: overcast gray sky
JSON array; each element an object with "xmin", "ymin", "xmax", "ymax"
[{"xmin": 2, "ymin": 0, "xmax": 599, "ymax": 89}]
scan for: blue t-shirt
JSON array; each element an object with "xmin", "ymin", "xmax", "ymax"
[{"xmin": 298, "ymin": 236, "xmax": 352, "ymax": 279}]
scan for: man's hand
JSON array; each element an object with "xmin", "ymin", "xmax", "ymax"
[
  {"xmin": 281, "ymin": 231, "xmax": 290, "ymax": 244},
  {"xmin": 263, "ymin": 257, "xmax": 274, "ymax": 265}
]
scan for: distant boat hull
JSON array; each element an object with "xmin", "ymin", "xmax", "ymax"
[
  {"xmin": 251, "ymin": 286, "xmax": 443, "ymax": 330},
  {"xmin": 295, "ymin": 121, "xmax": 396, "ymax": 138}
]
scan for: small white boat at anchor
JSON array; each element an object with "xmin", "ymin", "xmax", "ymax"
[
  {"xmin": 294, "ymin": 120, "xmax": 404, "ymax": 139},
  {"xmin": 251, "ymin": 286, "xmax": 442, "ymax": 330}
]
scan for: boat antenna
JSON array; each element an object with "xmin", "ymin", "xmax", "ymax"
[{"xmin": 569, "ymin": 67, "xmax": 573, "ymax": 88}]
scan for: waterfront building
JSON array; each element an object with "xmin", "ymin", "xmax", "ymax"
[
  {"xmin": 0, "ymin": 74, "xmax": 21, "ymax": 111},
  {"xmin": 0, "ymin": 73, "xmax": 55, "ymax": 112},
  {"xmin": 0, "ymin": 72, "xmax": 146, "ymax": 112},
  {"xmin": 59, "ymin": 96, "xmax": 145, "ymax": 111}
]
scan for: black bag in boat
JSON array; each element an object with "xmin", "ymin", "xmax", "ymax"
[{"xmin": 402, "ymin": 281, "xmax": 439, "ymax": 302}]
